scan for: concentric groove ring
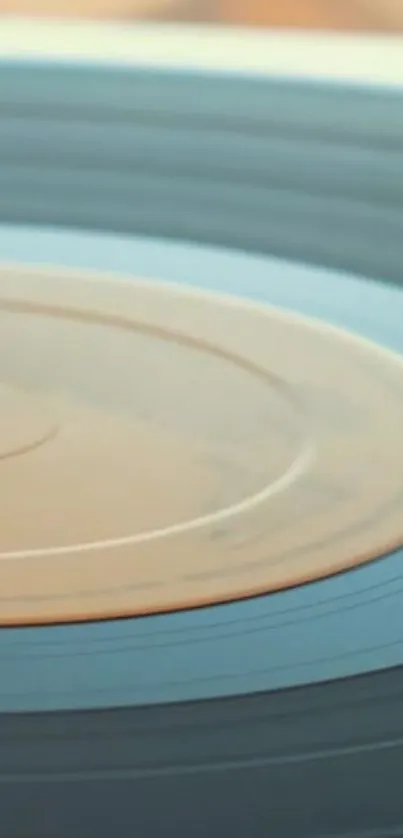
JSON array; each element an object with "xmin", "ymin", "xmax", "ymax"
[{"xmin": 0, "ymin": 270, "xmax": 313, "ymax": 557}]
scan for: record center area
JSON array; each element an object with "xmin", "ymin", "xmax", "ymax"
[{"xmin": 0, "ymin": 264, "xmax": 402, "ymax": 626}]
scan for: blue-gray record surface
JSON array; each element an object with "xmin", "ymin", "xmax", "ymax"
[{"xmin": 1, "ymin": 39, "xmax": 403, "ymax": 837}]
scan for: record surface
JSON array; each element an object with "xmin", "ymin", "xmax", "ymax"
[{"xmin": 1, "ymin": 233, "xmax": 403, "ymax": 838}]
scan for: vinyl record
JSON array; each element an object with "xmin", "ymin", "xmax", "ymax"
[{"xmin": 0, "ymin": 20, "xmax": 403, "ymax": 838}]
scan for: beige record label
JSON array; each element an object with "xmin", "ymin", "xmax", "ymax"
[{"xmin": 0, "ymin": 265, "xmax": 402, "ymax": 625}]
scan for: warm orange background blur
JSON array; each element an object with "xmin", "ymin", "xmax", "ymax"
[
  {"xmin": 2, "ymin": 0, "xmax": 403, "ymax": 31},
  {"xmin": 223, "ymin": 0, "xmax": 403, "ymax": 30}
]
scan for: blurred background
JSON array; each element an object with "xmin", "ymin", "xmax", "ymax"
[{"xmin": 1, "ymin": 0, "xmax": 403, "ymax": 32}]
